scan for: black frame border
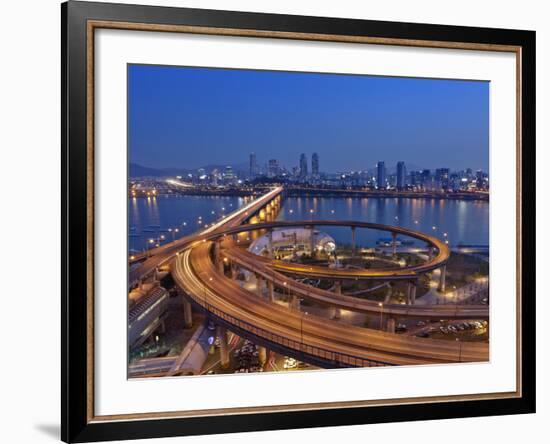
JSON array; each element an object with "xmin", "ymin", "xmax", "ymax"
[{"xmin": 62, "ymin": 1, "xmax": 536, "ymax": 442}]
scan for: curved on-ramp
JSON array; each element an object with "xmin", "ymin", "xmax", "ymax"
[
  {"xmin": 172, "ymin": 240, "xmax": 489, "ymax": 367},
  {"xmin": 221, "ymin": 244, "xmax": 489, "ymax": 320}
]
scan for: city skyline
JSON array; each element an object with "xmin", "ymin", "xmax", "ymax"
[
  {"xmin": 132, "ymin": 154, "xmax": 488, "ymax": 176},
  {"xmin": 130, "ymin": 151, "xmax": 489, "ymax": 193},
  {"xmin": 129, "ymin": 65, "xmax": 489, "ymax": 172}
]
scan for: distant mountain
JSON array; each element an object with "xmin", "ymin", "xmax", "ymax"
[{"xmin": 129, "ymin": 163, "xmax": 184, "ymax": 178}]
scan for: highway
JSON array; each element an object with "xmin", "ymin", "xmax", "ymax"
[
  {"xmin": 221, "ymin": 243, "xmax": 489, "ymax": 320},
  {"xmin": 128, "ymin": 187, "xmax": 283, "ymax": 286},
  {"xmin": 206, "ymin": 219, "xmax": 451, "ymax": 280},
  {"xmin": 172, "ymin": 241, "xmax": 488, "ymax": 366}
]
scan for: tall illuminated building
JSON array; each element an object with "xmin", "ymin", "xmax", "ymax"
[
  {"xmin": 396, "ymin": 161, "xmax": 406, "ymax": 190},
  {"xmin": 312, "ymin": 152, "xmax": 319, "ymax": 177},
  {"xmin": 299, "ymin": 153, "xmax": 308, "ymax": 178},
  {"xmin": 435, "ymin": 168, "xmax": 450, "ymax": 190},
  {"xmin": 376, "ymin": 161, "xmax": 386, "ymax": 189},
  {"xmin": 249, "ymin": 152, "xmax": 258, "ymax": 178},
  {"xmin": 267, "ymin": 159, "xmax": 279, "ymax": 178}
]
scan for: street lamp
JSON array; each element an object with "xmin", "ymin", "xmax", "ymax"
[
  {"xmin": 168, "ymin": 227, "xmax": 179, "ymax": 242},
  {"xmin": 378, "ymin": 302, "xmax": 383, "ymax": 330},
  {"xmin": 146, "ymin": 238, "xmax": 154, "ymax": 257},
  {"xmin": 300, "ymin": 313, "xmax": 304, "ymax": 351}
]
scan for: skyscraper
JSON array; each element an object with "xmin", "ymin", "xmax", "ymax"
[
  {"xmin": 299, "ymin": 153, "xmax": 308, "ymax": 178},
  {"xmin": 312, "ymin": 152, "xmax": 319, "ymax": 177},
  {"xmin": 435, "ymin": 168, "xmax": 450, "ymax": 190},
  {"xmin": 249, "ymin": 152, "xmax": 257, "ymax": 178},
  {"xmin": 376, "ymin": 161, "xmax": 386, "ymax": 189},
  {"xmin": 267, "ymin": 159, "xmax": 279, "ymax": 178},
  {"xmin": 396, "ymin": 161, "xmax": 406, "ymax": 190},
  {"xmin": 409, "ymin": 170, "xmax": 421, "ymax": 188},
  {"xmin": 420, "ymin": 169, "xmax": 431, "ymax": 190},
  {"xmin": 223, "ymin": 166, "xmax": 237, "ymax": 185}
]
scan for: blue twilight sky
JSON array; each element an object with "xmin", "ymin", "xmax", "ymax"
[{"xmin": 128, "ymin": 64, "xmax": 489, "ymax": 172}]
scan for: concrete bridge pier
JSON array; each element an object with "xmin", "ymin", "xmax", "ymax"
[
  {"xmin": 332, "ymin": 281, "xmax": 342, "ymax": 319},
  {"xmin": 309, "ymin": 225, "xmax": 315, "ymax": 256},
  {"xmin": 217, "ymin": 326, "xmax": 230, "ymax": 369},
  {"xmin": 428, "ymin": 246, "xmax": 434, "ymax": 260},
  {"xmin": 438, "ymin": 265, "xmax": 447, "ymax": 292},
  {"xmin": 267, "ymin": 280, "xmax": 275, "ymax": 302},
  {"xmin": 384, "ymin": 284, "xmax": 392, "ymax": 303},
  {"xmin": 267, "ymin": 229, "xmax": 273, "ymax": 258},
  {"xmin": 226, "ymin": 261, "xmax": 233, "ymax": 279},
  {"xmin": 291, "ymin": 294, "xmax": 300, "ymax": 311},
  {"xmin": 229, "ymin": 264, "xmax": 238, "ymax": 280},
  {"xmin": 256, "ymin": 275, "xmax": 264, "ymax": 297},
  {"xmin": 183, "ymin": 298, "xmax": 193, "ymax": 328},
  {"xmin": 214, "ymin": 241, "xmax": 224, "ymax": 273},
  {"xmin": 409, "ymin": 281, "xmax": 418, "ymax": 304},
  {"xmin": 258, "ymin": 346, "xmax": 267, "ymax": 365},
  {"xmin": 351, "ymin": 226, "xmax": 356, "ymax": 257},
  {"xmin": 392, "ymin": 232, "xmax": 397, "ymax": 256},
  {"xmin": 386, "ymin": 317, "xmax": 396, "ymax": 334}
]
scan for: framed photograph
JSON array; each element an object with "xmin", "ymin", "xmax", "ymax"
[{"xmin": 62, "ymin": 1, "xmax": 535, "ymax": 442}]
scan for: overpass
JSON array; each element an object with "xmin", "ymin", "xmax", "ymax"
[
  {"xmin": 128, "ymin": 186, "xmax": 283, "ymax": 288},
  {"xmin": 212, "ymin": 219, "xmax": 451, "ymax": 280},
  {"xmin": 221, "ymin": 243, "xmax": 489, "ymax": 320},
  {"xmin": 172, "ymin": 241, "xmax": 488, "ymax": 367}
]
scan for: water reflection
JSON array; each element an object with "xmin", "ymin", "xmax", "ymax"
[
  {"xmin": 128, "ymin": 195, "xmax": 489, "ymax": 253},
  {"xmin": 277, "ymin": 197, "xmax": 489, "ymax": 248},
  {"xmin": 128, "ymin": 195, "xmax": 245, "ymax": 253}
]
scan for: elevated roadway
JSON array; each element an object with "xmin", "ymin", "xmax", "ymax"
[
  {"xmin": 221, "ymin": 245, "xmax": 489, "ymax": 320},
  {"xmin": 172, "ymin": 241, "xmax": 488, "ymax": 366},
  {"xmin": 128, "ymin": 187, "xmax": 283, "ymax": 287},
  {"xmin": 209, "ymin": 219, "xmax": 451, "ymax": 280}
]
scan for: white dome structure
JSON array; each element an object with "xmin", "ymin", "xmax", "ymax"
[{"xmin": 248, "ymin": 228, "xmax": 336, "ymax": 258}]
